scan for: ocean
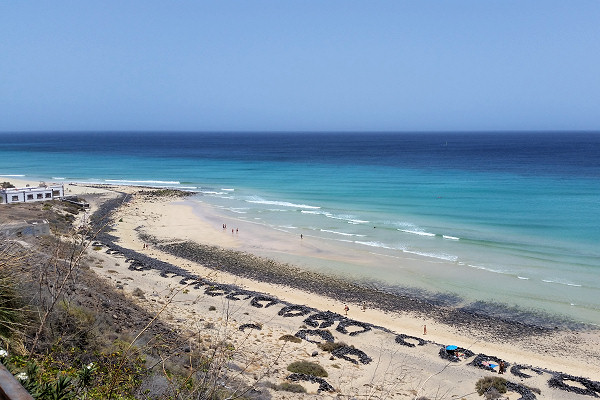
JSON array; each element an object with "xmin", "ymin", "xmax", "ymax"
[{"xmin": 1, "ymin": 131, "xmax": 599, "ymax": 326}]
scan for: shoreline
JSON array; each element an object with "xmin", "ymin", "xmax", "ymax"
[
  {"xmin": 139, "ymin": 196, "xmax": 594, "ymax": 331},
  {"xmin": 4, "ymin": 178, "xmax": 595, "ymax": 328},
  {"xmin": 87, "ymin": 185, "xmax": 600, "ymax": 370},
  {"xmin": 5, "ymin": 178, "xmax": 600, "ymax": 397},
  {"xmin": 4, "ymin": 176, "xmax": 598, "ymax": 327}
]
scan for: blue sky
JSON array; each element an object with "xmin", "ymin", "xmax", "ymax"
[{"xmin": 1, "ymin": 1, "xmax": 599, "ymax": 132}]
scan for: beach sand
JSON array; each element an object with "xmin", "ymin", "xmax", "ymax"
[{"xmin": 5, "ymin": 179, "xmax": 600, "ymax": 398}]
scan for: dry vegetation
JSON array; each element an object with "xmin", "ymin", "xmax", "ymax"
[{"xmin": 0, "ymin": 201, "xmax": 281, "ymax": 399}]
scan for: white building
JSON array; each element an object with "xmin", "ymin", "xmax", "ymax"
[{"xmin": 0, "ymin": 184, "xmax": 64, "ymax": 204}]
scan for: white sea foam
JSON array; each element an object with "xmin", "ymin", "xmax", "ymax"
[
  {"xmin": 542, "ymin": 279, "xmax": 582, "ymax": 287},
  {"xmin": 354, "ymin": 241, "xmax": 395, "ymax": 250},
  {"xmin": 469, "ymin": 264, "xmax": 488, "ymax": 270},
  {"xmin": 400, "ymin": 229, "xmax": 436, "ymax": 237},
  {"xmin": 320, "ymin": 229, "xmax": 365, "ymax": 237},
  {"xmin": 299, "ymin": 209, "xmax": 367, "ymax": 225},
  {"xmin": 327, "ymin": 214, "xmax": 369, "ymax": 224},
  {"xmin": 0, "ymin": 174, "xmax": 25, "ymax": 177},
  {"xmin": 221, "ymin": 188, "xmax": 235, "ymax": 191},
  {"xmin": 105, "ymin": 179, "xmax": 180, "ymax": 185},
  {"xmin": 52, "ymin": 177, "xmax": 66, "ymax": 180},
  {"xmin": 466, "ymin": 264, "xmax": 506, "ymax": 274},
  {"xmin": 201, "ymin": 191, "xmax": 226, "ymax": 195},
  {"xmin": 246, "ymin": 198, "xmax": 320, "ymax": 209},
  {"xmin": 443, "ymin": 235, "xmax": 459, "ymax": 240},
  {"xmin": 227, "ymin": 208, "xmax": 248, "ymax": 214},
  {"xmin": 517, "ymin": 276, "xmax": 530, "ymax": 280},
  {"xmin": 301, "ymin": 210, "xmax": 322, "ymax": 215},
  {"xmin": 403, "ymin": 250, "xmax": 458, "ymax": 262}
]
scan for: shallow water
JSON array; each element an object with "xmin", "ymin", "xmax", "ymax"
[{"xmin": 1, "ymin": 131, "xmax": 599, "ymax": 324}]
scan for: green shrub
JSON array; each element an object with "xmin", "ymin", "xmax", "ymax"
[
  {"xmin": 279, "ymin": 334, "xmax": 302, "ymax": 343},
  {"xmin": 475, "ymin": 376, "xmax": 507, "ymax": 396},
  {"xmin": 317, "ymin": 341, "xmax": 347, "ymax": 352},
  {"xmin": 266, "ymin": 381, "xmax": 307, "ymax": 393},
  {"xmin": 278, "ymin": 382, "xmax": 307, "ymax": 393},
  {"xmin": 287, "ymin": 361, "xmax": 328, "ymax": 377},
  {"xmin": 54, "ymin": 302, "xmax": 96, "ymax": 350},
  {"xmin": 0, "ymin": 262, "xmax": 23, "ymax": 346}
]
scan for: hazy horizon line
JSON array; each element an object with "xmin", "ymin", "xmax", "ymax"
[{"xmin": 2, "ymin": 129, "xmax": 600, "ymax": 135}]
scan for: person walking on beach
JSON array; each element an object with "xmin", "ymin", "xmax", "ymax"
[
  {"xmin": 344, "ymin": 305, "xmax": 349, "ymax": 315},
  {"xmin": 423, "ymin": 324, "xmax": 427, "ymax": 335}
]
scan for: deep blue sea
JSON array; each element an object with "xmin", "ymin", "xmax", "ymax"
[{"xmin": 1, "ymin": 132, "xmax": 599, "ymax": 325}]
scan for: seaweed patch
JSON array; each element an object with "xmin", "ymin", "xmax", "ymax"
[
  {"xmin": 294, "ymin": 329, "xmax": 334, "ymax": 344},
  {"xmin": 468, "ymin": 353, "xmax": 507, "ymax": 371},
  {"xmin": 204, "ymin": 284, "xmax": 232, "ymax": 297},
  {"xmin": 286, "ymin": 373, "xmax": 335, "ymax": 393},
  {"xmin": 304, "ymin": 311, "xmax": 343, "ymax": 329},
  {"xmin": 505, "ymin": 381, "xmax": 537, "ymax": 400},
  {"xmin": 225, "ymin": 290, "xmax": 254, "ymax": 301},
  {"xmin": 179, "ymin": 277, "xmax": 201, "ymax": 286},
  {"xmin": 278, "ymin": 304, "xmax": 313, "ymax": 317},
  {"xmin": 331, "ymin": 346, "xmax": 372, "ymax": 365},
  {"xmin": 335, "ymin": 319, "xmax": 372, "ymax": 336},
  {"xmin": 239, "ymin": 323, "xmax": 262, "ymax": 332},
  {"xmin": 250, "ymin": 295, "xmax": 279, "ymax": 308},
  {"xmin": 438, "ymin": 346, "xmax": 475, "ymax": 362},
  {"xmin": 510, "ymin": 364, "xmax": 544, "ymax": 379},
  {"xmin": 395, "ymin": 333, "xmax": 427, "ymax": 347},
  {"xmin": 548, "ymin": 373, "xmax": 600, "ymax": 397}
]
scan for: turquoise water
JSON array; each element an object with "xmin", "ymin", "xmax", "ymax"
[{"xmin": 1, "ymin": 132, "xmax": 599, "ymax": 325}]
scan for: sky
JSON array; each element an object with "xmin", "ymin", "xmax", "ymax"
[{"xmin": 1, "ymin": 1, "xmax": 599, "ymax": 132}]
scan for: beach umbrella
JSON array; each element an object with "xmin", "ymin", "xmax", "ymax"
[{"xmin": 446, "ymin": 345, "xmax": 458, "ymax": 351}]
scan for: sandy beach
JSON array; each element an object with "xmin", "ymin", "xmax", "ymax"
[{"xmin": 5, "ymin": 178, "xmax": 600, "ymax": 399}]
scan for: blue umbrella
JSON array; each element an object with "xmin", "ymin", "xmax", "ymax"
[{"xmin": 446, "ymin": 345, "xmax": 458, "ymax": 351}]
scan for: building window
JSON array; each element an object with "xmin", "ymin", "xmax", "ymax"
[
  {"xmin": 45, "ymin": 193, "xmax": 52, "ymax": 198},
  {"xmin": 12, "ymin": 195, "xmax": 19, "ymax": 201},
  {"xmin": 37, "ymin": 193, "xmax": 43, "ymax": 199},
  {"xmin": 27, "ymin": 194, "xmax": 34, "ymax": 200},
  {"xmin": 52, "ymin": 190, "xmax": 60, "ymax": 197}
]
